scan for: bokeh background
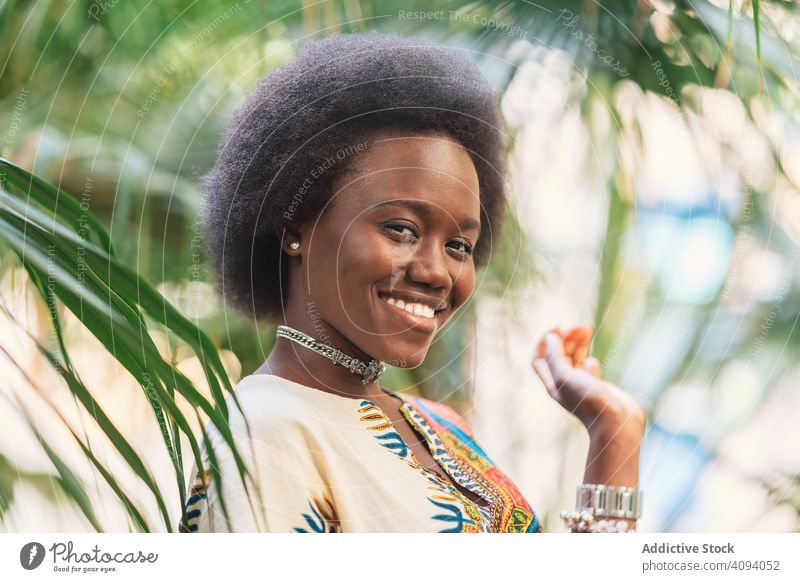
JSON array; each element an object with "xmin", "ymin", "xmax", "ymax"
[{"xmin": 1, "ymin": 0, "xmax": 799, "ymax": 533}]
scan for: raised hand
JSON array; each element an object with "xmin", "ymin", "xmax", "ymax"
[
  {"xmin": 532, "ymin": 325, "xmax": 646, "ymax": 490},
  {"xmin": 532, "ymin": 325, "xmax": 643, "ymax": 431}
]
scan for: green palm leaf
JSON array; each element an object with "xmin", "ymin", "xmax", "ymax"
[{"xmin": 0, "ymin": 157, "xmax": 255, "ymax": 531}]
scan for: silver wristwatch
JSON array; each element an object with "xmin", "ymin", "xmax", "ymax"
[{"xmin": 576, "ymin": 484, "xmax": 643, "ymax": 520}]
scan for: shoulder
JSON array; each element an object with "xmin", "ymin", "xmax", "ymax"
[
  {"xmin": 182, "ymin": 376, "xmax": 340, "ymax": 532},
  {"xmin": 202, "ymin": 374, "xmax": 329, "ymax": 449}
]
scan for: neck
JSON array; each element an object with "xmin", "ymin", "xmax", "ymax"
[{"xmin": 255, "ymin": 320, "xmax": 387, "ymax": 401}]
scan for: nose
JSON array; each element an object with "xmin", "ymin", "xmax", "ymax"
[{"xmin": 406, "ymin": 238, "xmax": 452, "ymax": 290}]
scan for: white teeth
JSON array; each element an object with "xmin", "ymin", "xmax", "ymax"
[{"xmin": 380, "ymin": 294, "xmax": 436, "ymax": 319}]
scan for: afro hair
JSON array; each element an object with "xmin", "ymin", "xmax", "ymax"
[{"xmin": 202, "ymin": 31, "xmax": 508, "ymax": 323}]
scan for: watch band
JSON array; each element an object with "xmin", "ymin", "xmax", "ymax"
[{"xmin": 576, "ymin": 484, "xmax": 643, "ymax": 520}]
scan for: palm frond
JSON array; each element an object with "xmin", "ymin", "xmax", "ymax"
[{"xmin": 0, "ymin": 157, "xmax": 255, "ymax": 531}]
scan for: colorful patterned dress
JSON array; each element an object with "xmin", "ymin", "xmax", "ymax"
[{"xmin": 178, "ymin": 374, "xmax": 542, "ymax": 533}]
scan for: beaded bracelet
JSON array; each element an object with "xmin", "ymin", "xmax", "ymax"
[{"xmin": 560, "ymin": 510, "xmax": 637, "ymax": 533}]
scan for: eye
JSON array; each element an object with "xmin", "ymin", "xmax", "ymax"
[
  {"xmin": 447, "ymin": 239, "xmax": 474, "ymax": 260},
  {"xmin": 383, "ymin": 222, "xmax": 418, "ymax": 240},
  {"xmin": 382, "ymin": 222, "xmax": 474, "ymax": 260}
]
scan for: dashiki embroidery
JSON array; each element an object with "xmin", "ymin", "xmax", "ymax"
[{"xmin": 178, "ymin": 374, "xmax": 543, "ymax": 533}]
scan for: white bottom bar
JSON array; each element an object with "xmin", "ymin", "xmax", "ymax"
[{"xmin": 1, "ymin": 533, "xmax": 798, "ymax": 581}]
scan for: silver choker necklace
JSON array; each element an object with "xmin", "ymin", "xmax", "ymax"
[{"xmin": 275, "ymin": 325, "xmax": 386, "ymax": 385}]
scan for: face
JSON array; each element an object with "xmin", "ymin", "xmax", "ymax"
[{"xmin": 293, "ymin": 132, "xmax": 481, "ymax": 368}]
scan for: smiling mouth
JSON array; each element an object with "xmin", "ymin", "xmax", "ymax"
[{"xmin": 377, "ymin": 291, "xmax": 443, "ymax": 333}]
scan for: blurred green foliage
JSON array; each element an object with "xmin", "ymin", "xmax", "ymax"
[{"xmin": 1, "ymin": 0, "xmax": 798, "ymax": 531}]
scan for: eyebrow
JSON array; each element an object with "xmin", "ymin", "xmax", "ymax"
[{"xmin": 371, "ymin": 199, "xmax": 481, "ymax": 234}]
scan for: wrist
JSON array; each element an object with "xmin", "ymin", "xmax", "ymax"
[
  {"xmin": 586, "ymin": 400, "xmax": 646, "ymax": 443},
  {"xmin": 583, "ymin": 405, "xmax": 645, "ymax": 488}
]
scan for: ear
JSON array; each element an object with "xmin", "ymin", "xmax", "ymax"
[{"xmin": 277, "ymin": 224, "xmax": 303, "ymax": 255}]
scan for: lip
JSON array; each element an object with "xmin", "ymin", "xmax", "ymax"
[
  {"xmin": 377, "ymin": 289, "xmax": 448, "ymax": 312},
  {"xmin": 376, "ymin": 290, "xmax": 442, "ymax": 335}
]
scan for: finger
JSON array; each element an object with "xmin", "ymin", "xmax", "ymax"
[
  {"xmin": 543, "ymin": 332, "xmax": 575, "ymax": 381},
  {"xmin": 536, "ymin": 337, "xmax": 547, "ymax": 359},
  {"xmin": 563, "ymin": 334, "xmax": 576, "ymax": 362},
  {"xmin": 582, "ymin": 356, "xmax": 601, "ymax": 378},
  {"xmin": 573, "ymin": 338, "xmax": 590, "ymax": 367},
  {"xmin": 568, "ymin": 326, "xmax": 593, "ymax": 366},
  {"xmin": 544, "ymin": 330, "xmax": 565, "ymax": 356},
  {"xmin": 565, "ymin": 325, "xmax": 592, "ymax": 346},
  {"xmin": 532, "ymin": 358, "xmax": 559, "ymax": 400},
  {"xmin": 537, "ymin": 326, "xmax": 565, "ymax": 359}
]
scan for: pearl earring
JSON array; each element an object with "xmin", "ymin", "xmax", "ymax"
[{"xmin": 289, "ymin": 241, "xmax": 300, "ymax": 250}]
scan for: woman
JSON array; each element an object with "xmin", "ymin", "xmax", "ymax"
[{"xmin": 179, "ymin": 32, "xmax": 645, "ymax": 533}]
